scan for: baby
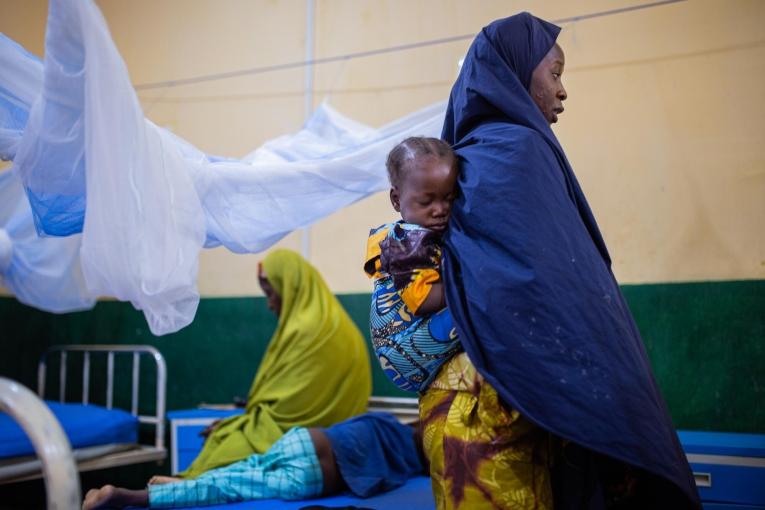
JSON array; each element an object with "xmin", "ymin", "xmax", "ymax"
[{"xmin": 364, "ymin": 136, "xmax": 461, "ymax": 392}]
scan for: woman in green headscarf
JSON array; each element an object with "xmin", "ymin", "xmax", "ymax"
[{"xmin": 178, "ymin": 249, "xmax": 372, "ymax": 478}]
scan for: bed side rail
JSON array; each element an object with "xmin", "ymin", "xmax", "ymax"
[
  {"xmin": 0, "ymin": 377, "xmax": 81, "ymax": 509},
  {"xmin": 367, "ymin": 395, "xmax": 419, "ymax": 423},
  {"xmin": 37, "ymin": 344, "xmax": 167, "ymax": 451}
]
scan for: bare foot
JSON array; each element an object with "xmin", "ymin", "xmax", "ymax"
[
  {"xmin": 82, "ymin": 485, "xmax": 115, "ymax": 510},
  {"xmin": 82, "ymin": 485, "xmax": 149, "ymax": 509},
  {"xmin": 147, "ymin": 475, "xmax": 182, "ymax": 485}
]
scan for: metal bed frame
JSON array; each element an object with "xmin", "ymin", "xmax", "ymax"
[
  {"xmin": 367, "ymin": 395, "xmax": 419, "ymax": 423},
  {"xmin": 0, "ymin": 376, "xmax": 81, "ymax": 509},
  {"xmin": 0, "ymin": 344, "xmax": 167, "ymax": 484}
]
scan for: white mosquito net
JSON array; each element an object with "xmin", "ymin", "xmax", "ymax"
[{"xmin": 0, "ymin": 0, "xmax": 446, "ymax": 335}]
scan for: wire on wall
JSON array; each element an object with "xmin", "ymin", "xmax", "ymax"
[{"xmin": 133, "ymin": 0, "xmax": 686, "ymax": 91}]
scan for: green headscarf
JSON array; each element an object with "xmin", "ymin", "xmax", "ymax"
[{"xmin": 180, "ymin": 249, "xmax": 371, "ymax": 478}]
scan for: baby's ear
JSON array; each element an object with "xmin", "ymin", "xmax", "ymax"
[{"xmin": 390, "ymin": 188, "xmax": 401, "ymax": 212}]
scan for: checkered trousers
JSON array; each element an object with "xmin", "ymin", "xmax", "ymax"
[{"xmin": 149, "ymin": 427, "xmax": 323, "ymax": 507}]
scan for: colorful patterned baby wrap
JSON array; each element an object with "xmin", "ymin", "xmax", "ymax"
[{"xmin": 364, "ymin": 221, "xmax": 461, "ymax": 392}]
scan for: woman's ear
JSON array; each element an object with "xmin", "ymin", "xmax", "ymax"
[{"xmin": 390, "ymin": 187, "xmax": 401, "ymax": 212}]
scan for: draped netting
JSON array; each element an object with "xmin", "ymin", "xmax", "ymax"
[{"xmin": 0, "ymin": 0, "xmax": 445, "ymax": 335}]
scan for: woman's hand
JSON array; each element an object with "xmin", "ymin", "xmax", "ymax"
[{"xmin": 199, "ymin": 419, "xmax": 222, "ymax": 438}]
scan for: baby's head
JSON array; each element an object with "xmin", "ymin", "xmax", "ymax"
[{"xmin": 386, "ymin": 137, "xmax": 458, "ymax": 233}]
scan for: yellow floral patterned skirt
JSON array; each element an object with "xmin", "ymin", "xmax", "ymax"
[{"xmin": 419, "ymin": 352, "xmax": 553, "ymax": 510}]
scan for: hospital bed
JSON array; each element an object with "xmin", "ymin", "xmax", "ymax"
[
  {"xmin": 170, "ymin": 396, "xmax": 421, "ymax": 475},
  {"xmin": 163, "ymin": 395, "xmax": 435, "ymax": 510},
  {"xmin": 163, "ymin": 395, "xmax": 431, "ymax": 509},
  {"xmin": 133, "ymin": 476, "xmax": 436, "ymax": 510},
  {"xmin": 0, "ymin": 344, "xmax": 167, "ymax": 484},
  {"xmin": 0, "ymin": 376, "xmax": 81, "ymax": 509},
  {"xmin": 165, "ymin": 395, "xmax": 765, "ymax": 509}
]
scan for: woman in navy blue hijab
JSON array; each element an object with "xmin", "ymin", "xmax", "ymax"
[{"xmin": 429, "ymin": 12, "xmax": 701, "ymax": 509}]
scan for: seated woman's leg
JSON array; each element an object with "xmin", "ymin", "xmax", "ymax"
[
  {"xmin": 419, "ymin": 352, "xmax": 553, "ymax": 510},
  {"xmin": 148, "ymin": 428, "xmax": 324, "ymax": 508}
]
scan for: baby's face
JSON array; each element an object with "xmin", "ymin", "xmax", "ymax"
[{"xmin": 390, "ymin": 156, "xmax": 457, "ymax": 233}]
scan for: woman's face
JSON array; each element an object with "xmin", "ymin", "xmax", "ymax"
[
  {"xmin": 259, "ymin": 275, "xmax": 282, "ymax": 317},
  {"xmin": 529, "ymin": 43, "xmax": 568, "ymax": 124}
]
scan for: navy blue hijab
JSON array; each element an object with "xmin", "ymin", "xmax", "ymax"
[{"xmin": 441, "ymin": 13, "xmax": 699, "ymax": 507}]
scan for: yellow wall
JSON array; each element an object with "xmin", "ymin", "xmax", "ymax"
[{"xmin": 2, "ymin": 0, "xmax": 763, "ymax": 298}]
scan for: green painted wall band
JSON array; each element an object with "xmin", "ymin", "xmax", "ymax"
[{"xmin": 0, "ymin": 279, "xmax": 762, "ymax": 432}]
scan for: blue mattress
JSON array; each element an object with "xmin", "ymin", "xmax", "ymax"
[
  {"xmin": 0, "ymin": 401, "xmax": 138, "ymax": 458},
  {"xmin": 136, "ymin": 476, "xmax": 435, "ymax": 510}
]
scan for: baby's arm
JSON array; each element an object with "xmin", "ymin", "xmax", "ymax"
[{"xmin": 414, "ymin": 282, "xmax": 445, "ymax": 316}]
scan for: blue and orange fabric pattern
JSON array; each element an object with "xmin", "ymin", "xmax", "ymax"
[{"xmin": 364, "ymin": 221, "xmax": 461, "ymax": 393}]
